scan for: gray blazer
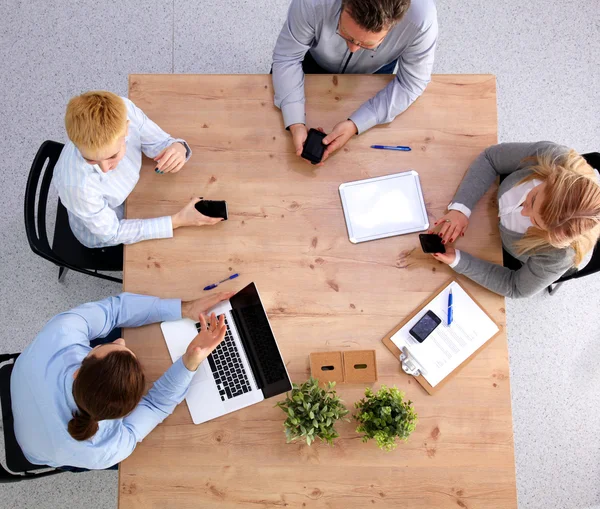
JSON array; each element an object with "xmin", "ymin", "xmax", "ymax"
[{"xmin": 450, "ymin": 141, "xmax": 577, "ymax": 298}]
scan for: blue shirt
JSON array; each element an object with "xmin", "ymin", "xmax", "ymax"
[
  {"xmin": 53, "ymin": 97, "xmax": 191, "ymax": 248},
  {"xmin": 11, "ymin": 293, "xmax": 195, "ymax": 470}
]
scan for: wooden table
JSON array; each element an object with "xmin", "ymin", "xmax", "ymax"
[{"xmin": 121, "ymin": 74, "xmax": 516, "ymax": 509}]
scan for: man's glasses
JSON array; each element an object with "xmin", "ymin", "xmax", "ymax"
[{"xmin": 336, "ymin": 19, "xmax": 387, "ymax": 52}]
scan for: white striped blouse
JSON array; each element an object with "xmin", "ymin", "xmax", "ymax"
[{"xmin": 53, "ymin": 97, "xmax": 191, "ymax": 248}]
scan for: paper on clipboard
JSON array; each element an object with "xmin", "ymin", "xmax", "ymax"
[{"xmin": 390, "ymin": 281, "xmax": 499, "ymax": 387}]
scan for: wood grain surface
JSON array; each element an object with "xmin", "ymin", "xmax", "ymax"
[{"xmin": 121, "ymin": 74, "xmax": 516, "ymax": 509}]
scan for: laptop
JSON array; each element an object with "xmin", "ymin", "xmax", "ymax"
[{"xmin": 160, "ymin": 282, "xmax": 292, "ymax": 424}]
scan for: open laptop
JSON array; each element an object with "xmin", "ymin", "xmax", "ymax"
[{"xmin": 160, "ymin": 282, "xmax": 292, "ymax": 424}]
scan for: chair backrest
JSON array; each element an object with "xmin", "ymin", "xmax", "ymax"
[
  {"xmin": 0, "ymin": 353, "xmax": 62, "ymax": 482},
  {"xmin": 24, "ymin": 141, "xmax": 65, "ymax": 265}
]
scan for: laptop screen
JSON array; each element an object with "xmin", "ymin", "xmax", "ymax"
[{"xmin": 230, "ymin": 283, "xmax": 291, "ymax": 398}]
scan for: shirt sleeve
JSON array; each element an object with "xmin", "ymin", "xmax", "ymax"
[
  {"xmin": 349, "ymin": 18, "xmax": 438, "ymax": 134},
  {"xmin": 449, "ymin": 250, "xmax": 573, "ymax": 298},
  {"xmin": 447, "ymin": 203, "xmax": 472, "ymax": 218},
  {"xmin": 272, "ymin": 0, "xmax": 315, "ymax": 128},
  {"xmin": 60, "ymin": 184, "xmax": 173, "ymax": 247},
  {"xmin": 54, "ymin": 293, "xmax": 182, "ymax": 344},
  {"xmin": 126, "ymin": 99, "xmax": 192, "ymax": 161},
  {"xmin": 448, "ymin": 249, "xmax": 461, "ymax": 268},
  {"xmin": 451, "ymin": 141, "xmax": 567, "ymax": 212}
]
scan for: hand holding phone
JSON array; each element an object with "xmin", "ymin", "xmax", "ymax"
[
  {"xmin": 195, "ymin": 199, "xmax": 228, "ymax": 220},
  {"xmin": 171, "ymin": 198, "xmax": 225, "ymax": 229},
  {"xmin": 301, "ymin": 128, "xmax": 327, "ymax": 165},
  {"xmin": 419, "ymin": 233, "xmax": 446, "ymax": 254}
]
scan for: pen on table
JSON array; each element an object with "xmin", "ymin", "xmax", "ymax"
[
  {"xmin": 203, "ymin": 273, "xmax": 239, "ymax": 291},
  {"xmin": 370, "ymin": 145, "xmax": 411, "ymax": 152},
  {"xmin": 447, "ymin": 289, "xmax": 453, "ymax": 326}
]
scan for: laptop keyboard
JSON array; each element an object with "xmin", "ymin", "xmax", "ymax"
[{"xmin": 196, "ymin": 318, "xmax": 252, "ymax": 402}]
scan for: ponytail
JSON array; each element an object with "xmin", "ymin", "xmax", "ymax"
[
  {"xmin": 68, "ymin": 408, "xmax": 99, "ymax": 441},
  {"xmin": 69, "ymin": 350, "xmax": 145, "ymax": 441}
]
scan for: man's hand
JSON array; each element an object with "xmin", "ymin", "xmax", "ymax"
[
  {"xmin": 289, "ymin": 123, "xmax": 308, "ymax": 158},
  {"xmin": 154, "ymin": 142, "xmax": 187, "ymax": 174},
  {"xmin": 181, "ymin": 291, "xmax": 235, "ymax": 322},
  {"xmin": 182, "ymin": 313, "xmax": 227, "ymax": 372},
  {"xmin": 172, "ymin": 197, "xmax": 223, "ymax": 229},
  {"xmin": 321, "ymin": 120, "xmax": 358, "ymax": 162},
  {"xmin": 431, "ymin": 246, "xmax": 457, "ymax": 265}
]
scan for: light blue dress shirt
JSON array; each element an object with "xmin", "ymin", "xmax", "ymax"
[
  {"xmin": 53, "ymin": 97, "xmax": 191, "ymax": 248},
  {"xmin": 11, "ymin": 293, "xmax": 195, "ymax": 470}
]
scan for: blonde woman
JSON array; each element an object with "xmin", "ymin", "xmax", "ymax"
[{"xmin": 431, "ymin": 142, "xmax": 600, "ymax": 298}]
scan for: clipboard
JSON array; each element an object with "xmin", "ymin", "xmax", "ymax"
[{"xmin": 382, "ymin": 278, "xmax": 502, "ymax": 395}]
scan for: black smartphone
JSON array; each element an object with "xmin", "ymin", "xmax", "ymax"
[
  {"xmin": 301, "ymin": 128, "xmax": 327, "ymax": 165},
  {"xmin": 409, "ymin": 310, "xmax": 442, "ymax": 343},
  {"xmin": 419, "ymin": 233, "xmax": 446, "ymax": 254},
  {"xmin": 195, "ymin": 200, "xmax": 228, "ymax": 220}
]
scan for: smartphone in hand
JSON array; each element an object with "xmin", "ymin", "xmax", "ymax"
[
  {"xmin": 301, "ymin": 128, "xmax": 327, "ymax": 165},
  {"xmin": 419, "ymin": 233, "xmax": 445, "ymax": 254},
  {"xmin": 195, "ymin": 200, "xmax": 228, "ymax": 220}
]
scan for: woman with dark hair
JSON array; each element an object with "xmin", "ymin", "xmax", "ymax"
[{"xmin": 11, "ymin": 292, "xmax": 231, "ymax": 470}]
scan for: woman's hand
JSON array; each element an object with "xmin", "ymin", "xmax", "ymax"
[
  {"xmin": 182, "ymin": 313, "xmax": 227, "ymax": 372},
  {"xmin": 172, "ymin": 197, "xmax": 223, "ymax": 229},
  {"xmin": 154, "ymin": 142, "xmax": 187, "ymax": 174},
  {"xmin": 431, "ymin": 246, "xmax": 456, "ymax": 265},
  {"xmin": 431, "ymin": 210, "xmax": 469, "ymax": 244},
  {"xmin": 181, "ymin": 291, "xmax": 235, "ymax": 322}
]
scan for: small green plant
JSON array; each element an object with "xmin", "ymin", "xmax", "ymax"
[
  {"xmin": 354, "ymin": 386, "xmax": 417, "ymax": 451},
  {"xmin": 276, "ymin": 377, "xmax": 349, "ymax": 446}
]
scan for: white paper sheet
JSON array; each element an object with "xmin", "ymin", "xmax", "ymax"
[{"xmin": 390, "ymin": 281, "xmax": 499, "ymax": 387}]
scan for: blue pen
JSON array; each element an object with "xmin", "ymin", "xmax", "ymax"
[
  {"xmin": 370, "ymin": 145, "xmax": 411, "ymax": 151},
  {"xmin": 447, "ymin": 289, "xmax": 453, "ymax": 326},
  {"xmin": 203, "ymin": 273, "xmax": 239, "ymax": 291}
]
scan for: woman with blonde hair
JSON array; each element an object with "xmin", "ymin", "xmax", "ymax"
[{"xmin": 431, "ymin": 142, "xmax": 600, "ymax": 298}]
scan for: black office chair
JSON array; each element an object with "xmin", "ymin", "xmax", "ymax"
[
  {"xmin": 0, "ymin": 353, "xmax": 64, "ymax": 482},
  {"xmin": 24, "ymin": 140, "xmax": 123, "ymax": 284},
  {"xmin": 501, "ymin": 152, "xmax": 600, "ymax": 294}
]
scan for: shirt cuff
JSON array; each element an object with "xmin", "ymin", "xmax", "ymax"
[
  {"xmin": 171, "ymin": 357, "xmax": 199, "ymax": 380},
  {"xmin": 160, "ymin": 298, "xmax": 182, "ymax": 322},
  {"xmin": 448, "ymin": 202, "xmax": 472, "ymax": 219},
  {"xmin": 348, "ymin": 105, "xmax": 378, "ymax": 135},
  {"xmin": 150, "ymin": 216, "xmax": 174, "ymax": 240},
  {"xmin": 281, "ymin": 102, "xmax": 306, "ymax": 129},
  {"xmin": 448, "ymin": 249, "xmax": 461, "ymax": 269}
]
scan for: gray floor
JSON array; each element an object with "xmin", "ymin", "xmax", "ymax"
[{"xmin": 0, "ymin": 0, "xmax": 598, "ymax": 508}]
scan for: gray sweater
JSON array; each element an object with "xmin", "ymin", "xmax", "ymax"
[{"xmin": 451, "ymin": 141, "xmax": 577, "ymax": 298}]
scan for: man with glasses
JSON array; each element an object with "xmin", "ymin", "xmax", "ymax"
[{"xmin": 272, "ymin": 0, "xmax": 437, "ymax": 163}]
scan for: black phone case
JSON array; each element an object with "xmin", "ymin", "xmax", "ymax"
[
  {"xmin": 419, "ymin": 234, "xmax": 446, "ymax": 254},
  {"xmin": 195, "ymin": 200, "xmax": 228, "ymax": 220},
  {"xmin": 409, "ymin": 310, "xmax": 442, "ymax": 343},
  {"xmin": 301, "ymin": 128, "xmax": 327, "ymax": 165}
]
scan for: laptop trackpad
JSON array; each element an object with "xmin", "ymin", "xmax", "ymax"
[{"xmin": 190, "ymin": 360, "xmax": 212, "ymax": 386}]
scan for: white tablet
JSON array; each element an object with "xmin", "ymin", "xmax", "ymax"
[{"xmin": 338, "ymin": 171, "xmax": 429, "ymax": 244}]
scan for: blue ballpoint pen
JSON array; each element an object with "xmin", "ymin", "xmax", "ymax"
[
  {"xmin": 203, "ymin": 273, "xmax": 239, "ymax": 291},
  {"xmin": 370, "ymin": 145, "xmax": 411, "ymax": 151},
  {"xmin": 447, "ymin": 289, "xmax": 453, "ymax": 326}
]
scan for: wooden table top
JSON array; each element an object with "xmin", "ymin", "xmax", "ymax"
[{"xmin": 121, "ymin": 74, "xmax": 516, "ymax": 509}]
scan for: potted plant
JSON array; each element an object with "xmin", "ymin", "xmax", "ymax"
[
  {"xmin": 276, "ymin": 377, "xmax": 349, "ymax": 446},
  {"xmin": 354, "ymin": 386, "xmax": 417, "ymax": 451}
]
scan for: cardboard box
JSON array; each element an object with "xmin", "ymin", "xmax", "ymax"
[
  {"xmin": 309, "ymin": 351, "xmax": 344, "ymax": 383},
  {"xmin": 310, "ymin": 350, "xmax": 377, "ymax": 384}
]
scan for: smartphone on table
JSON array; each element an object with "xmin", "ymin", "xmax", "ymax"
[
  {"xmin": 195, "ymin": 200, "xmax": 228, "ymax": 220},
  {"xmin": 301, "ymin": 128, "xmax": 327, "ymax": 165},
  {"xmin": 419, "ymin": 233, "xmax": 445, "ymax": 254},
  {"xmin": 409, "ymin": 310, "xmax": 442, "ymax": 343}
]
